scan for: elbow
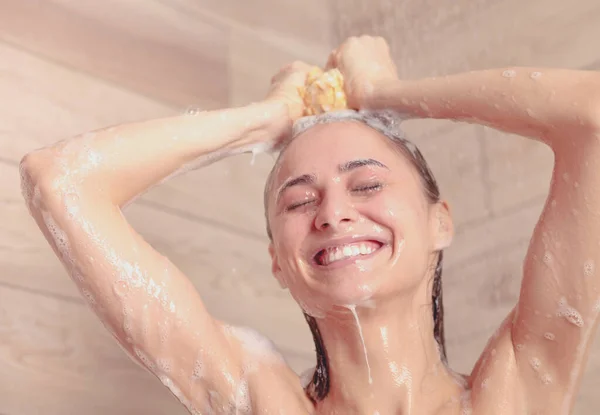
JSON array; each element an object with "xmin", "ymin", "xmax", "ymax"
[
  {"xmin": 19, "ymin": 148, "xmax": 63, "ymax": 210},
  {"xmin": 19, "ymin": 151, "xmax": 45, "ymax": 210}
]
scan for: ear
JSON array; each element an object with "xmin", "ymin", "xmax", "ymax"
[
  {"xmin": 269, "ymin": 243, "xmax": 287, "ymax": 289},
  {"xmin": 430, "ymin": 200, "xmax": 454, "ymax": 251}
]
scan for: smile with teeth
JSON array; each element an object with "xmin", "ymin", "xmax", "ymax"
[{"xmin": 315, "ymin": 241, "xmax": 383, "ymax": 266}]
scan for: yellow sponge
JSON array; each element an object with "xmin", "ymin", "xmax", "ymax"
[{"xmin": 299, "ymin": 67, "xmax": 348, "ymax": 116}]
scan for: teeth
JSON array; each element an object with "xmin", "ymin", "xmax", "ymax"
[{"xmin": 319, "ymin": 242, "xmax": 381, "ymax": 266}]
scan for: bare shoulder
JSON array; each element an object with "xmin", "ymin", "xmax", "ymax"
[
  {"xmin": 465, "ymin": 310, "xmax": 528, "ymax": 414},
  {"xmin": 220, "ymin": 324, "xmax": 313, "ymax": 414}
]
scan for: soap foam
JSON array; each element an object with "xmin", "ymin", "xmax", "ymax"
[
  {"xmin": 225, "ymin": 325, "xmax": 283, "ymax": 364},
  {"xmin": 556, "ymin": 297, "xmax": 584, "ymax": 327},
  {"xmin": 300, "ymin": 366, "xmax": 316, "ymax": 388}
]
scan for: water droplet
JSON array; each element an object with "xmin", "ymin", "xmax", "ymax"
[
  {"xmin": 185, "ymin": 107, "xmax": 202, "ymax": 115},
  {"xmin": 556, "ymin": 297, "xmax": 584, "ymax": 327},
  {"xmin": 543, "ymin": 332, "xmax": 555, "ymax": 341},
  {"xmin": 530, "ymin": 71, "xmax": 542, "ymax": 80},
  {"xmin": 584, "ymin": 260, "xmax": 595, "ymax": 277},
  {"xmin": 502, "ymin": 70, "xmax": 517, "ymax": 78},
  {"xmin": 530, "ymin": 357, "xmax": 541, "ymax": 371},
  {"xmin": 81, "ymin": 289, "xmax": 96, "ymax": 305},
  {"xmin": 543, "ymin": 252, "xmax": 552, "ymax": 265},
  {"xmin": 192, "ymin": 359, "xmax": 204, "ymax": 380},
  {"xmin": 113, "ymin": 280, "xmax": 129, "ymax": 297},
  {"xmin": 157, "ymin": 358, "xmax": 173, "ymax": 373}
]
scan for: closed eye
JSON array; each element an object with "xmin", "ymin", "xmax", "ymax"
[
  {"xmin": 286, "ymin": 199, "xmax": 315, "ymax": 211},
  {"xmin": 353, "ymin": 183, "xmax": 383, "ymax": 193}
]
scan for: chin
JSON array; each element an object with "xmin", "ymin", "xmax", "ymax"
[{"xmin": 290, "ymin": 274, "xmax": 382, "ymax": 318}]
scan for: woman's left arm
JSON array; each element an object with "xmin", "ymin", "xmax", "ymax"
[{"xmin": 368, "ymin": 67, "xmax": 600, "ymax": 410}]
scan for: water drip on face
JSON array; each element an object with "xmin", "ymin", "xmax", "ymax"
[{"xmin": 346, "ymin": 305, "xmax": 373, "ymax": 384}]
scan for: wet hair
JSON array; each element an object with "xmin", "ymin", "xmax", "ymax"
[{"xmin": 263, "ymin": 110, "xmax": 446, "ymax": 402}]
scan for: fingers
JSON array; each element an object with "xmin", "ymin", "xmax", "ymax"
[
  {"xmin": 325, "ymin": 49, "xmax": 338, "ymax": 70},
  {"xmin": 332, "ymin": 35, "xmax": 390, "ymax": 53}
]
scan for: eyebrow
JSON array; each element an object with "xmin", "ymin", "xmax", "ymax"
[
  {"xmin": 339, "ymin": 158, "xmax": 388, "ymax": 172},
  {"xmin": 276, "ymin": 158, "xmax": 388, "ymax": 202}
]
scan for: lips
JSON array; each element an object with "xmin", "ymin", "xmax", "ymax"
[{"xmin": 312, "ymin": 236, "xmax": 388, "ymax": 267}]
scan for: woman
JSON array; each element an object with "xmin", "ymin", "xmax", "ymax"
[{"xmin": 20, "ymin": 36, "xmax": 600, "ymax": 414}]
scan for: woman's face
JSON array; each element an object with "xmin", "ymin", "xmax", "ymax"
[{"xmin": 266, "ymin": 121, "xmax": 451, "ymax": 317}]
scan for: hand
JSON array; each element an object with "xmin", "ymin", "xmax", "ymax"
[
  {"xmin": 326, "ymin": 36, "xmax": 398, "ymax": 108},
  {"xmin": 266, "ymin": 61, "xmax": 316, "ymax": 121}
]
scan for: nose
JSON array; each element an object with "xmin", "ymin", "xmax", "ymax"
[{"xmin": 314, "ymin": 191, "xmax": 359, "ymax": 232}]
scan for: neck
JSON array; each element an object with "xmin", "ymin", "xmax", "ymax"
[{"xmin": 312, "ymin": 289, "xmax": 463, "ymax": 414}]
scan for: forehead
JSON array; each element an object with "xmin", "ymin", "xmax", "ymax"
[{"xmin": 274, "ymin": 121, "xmax": 404, "ymax": 180}]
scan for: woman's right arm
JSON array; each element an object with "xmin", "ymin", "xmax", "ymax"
[{"xmin": 18, "ymin": 63, "xmax": 312, "ymax": 413}]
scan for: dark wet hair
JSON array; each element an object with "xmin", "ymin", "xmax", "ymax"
[{"xmin": 263, "ymin": 110, "xmax": 446, "ymax": 401}]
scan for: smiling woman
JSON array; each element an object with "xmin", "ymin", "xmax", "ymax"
[
  {"xmin": 19, "ymin": 34, "xmax": 600, "ymax": 415},
  {"xmin": 263, "ymin": 109, "xmax": 449, "ymax": 402}
]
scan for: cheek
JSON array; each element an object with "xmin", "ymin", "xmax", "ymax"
[
  {"xmin": 272, "ymin": 216, "xmax": 310, "ymax": 260},
  {"xmin": 376, "ymin": 194, "xmax": 429, "ymax": 234}
]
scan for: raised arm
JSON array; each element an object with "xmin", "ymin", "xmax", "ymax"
[
  {"xmin": 329, "ymin": 36, "xmax": 600, "ymax": 413},
  {"xmin": 19, "ymin": 62, "xmax": 315, "ymax": 413}
]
